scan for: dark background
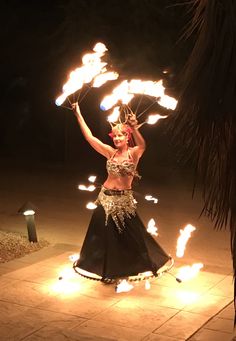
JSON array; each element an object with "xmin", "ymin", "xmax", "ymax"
[{"xmin": 0, "ymin": 0, "xmax": 193, "ymax": 181}]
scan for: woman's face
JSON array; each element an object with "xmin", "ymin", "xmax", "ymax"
[{"xmin": 112, "ymin": 129, "xmax": 128, "ymax": 148}]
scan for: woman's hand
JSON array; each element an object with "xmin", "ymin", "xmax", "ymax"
[
  {"xmin": 127, "ymin": 113, "xmax": 138, "ymax": 128},
  {"xmin": 71, "ymin": 102, "xmax": 81, "ymax": 117}
]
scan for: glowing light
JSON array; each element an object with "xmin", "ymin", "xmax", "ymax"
[
  {"xmin": 100, "ymin": 78, "xmax": 177, "ymax": 112},
  {"xmin": 55, "ymin": 42, "xmax": 117, "ymax": 106},
  {"xmin": 93, "ymin": 42, "xmax": 107, "ymax": 53},
  {"xmin": 176, "ymin": 224, "xmax": 196, "ymax": 258},
  {"xmin": 23, "ymin": 210, "xmax": 35, "ymax": 216},
  {"xmin": 157, "ymin": 95, "xmax": 177, "ymax": 110},
  {"xmin": 69, "ymin": 253, "xmax": 80, "ymax": 262},
  {"xmin": 88, "ymin": 175, "xmax": 97, "ymax": 183},
  {"xmin": 176, "ymin": 290, "xmax": 201, "ymax": 305},
  {"xmin": 147, "ymin": 218, "xmax": 158, "ymax": 236},
  {"xmin": 107, "ymin": 106, "xmax": 120, "ymax": 122},
  {"xmin": 100, "ymin": 80, "xmax": 134, "ymax": 110},
  {"xmin": 78, "ymin": 184, "xmax": 96, "ymax": 192},
  {"xmin": 176, "ymin": 263, "xmax": 204, "ymax": 282},
  {"xmin": 146, "ymin": 114, "xmax": 168, "ymax": 125},
  {"xmin": 145, "ymin": 280, "xmax": 151, "ymax": 290},
  {"xmin": 145, "ymin": 195, "xmax": 158, "ymax": 204},
  {"xmin": 86, "ymin": 202, "xmax": 97, "ymax": 210},
  {"xmin": 116, "ymin": 279, "xmax": 134, "ymax": 293},
  {"xmin": 92, "ymin": 72, "xmax": 119, "ymax": 88},
  {"xmin": 129, "ymin": 79, "xmax": 165, "ymax": 97}
]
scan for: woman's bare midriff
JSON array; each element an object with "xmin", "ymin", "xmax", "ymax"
[{"xmin": 103, "ymin": 174, "xmax": 133, "ymax": 190}]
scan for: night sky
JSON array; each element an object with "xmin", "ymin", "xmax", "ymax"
[{"xmin": 1, "ymin": 0, "xmax": 192, "ymax": 177}]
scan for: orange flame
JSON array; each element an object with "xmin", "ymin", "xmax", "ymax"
[
  {"xmin": 115, "ymin": 279, "xmax": 134, "ymax": 293},
  {"xmin": 176, "ymin": 224, "xmax": 196, "ymax": 258},
  {"xmin": 55, "ymin": 42, "xmax": 117, "ymax": 106},
  {"xmin": 86, "ymin": 202, "xmax": 97, "ymax": 210},
  {"xmin": 147, "ymin": 218, "xmax": 158, "ymax": 236},
  {"xmin": 176, "ymin": 263, "xmax": 204, "ymax": 282},
  {"xmin": 146, "ymin": 114, "xmax": 168, "ymax": 125},
  {"xmin": 78, "ymin": 184, "xmax": 96, "ymax": 192}
]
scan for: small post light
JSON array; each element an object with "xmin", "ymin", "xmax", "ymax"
[{"xmin": 18, "ymin": 201, "xmax": 38, "ymax": 243}]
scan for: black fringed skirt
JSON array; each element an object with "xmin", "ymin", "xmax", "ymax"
[{"xmin": 74, "ymin": 204, "xmax": 171, "ymax": 280}]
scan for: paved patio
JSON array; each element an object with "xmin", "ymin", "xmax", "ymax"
[{"xmin": 0, "ymin": 243, "xmax": 235, "ymax": 341}]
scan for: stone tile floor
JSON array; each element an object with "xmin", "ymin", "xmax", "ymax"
[{"xmin": 0, "ymin": 244, "xmax": 235, "ymax": 341}]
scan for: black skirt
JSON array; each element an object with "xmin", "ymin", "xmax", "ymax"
[{"xmin": 74, "ymin": 204, "xmax": 171, "ymax": 281}]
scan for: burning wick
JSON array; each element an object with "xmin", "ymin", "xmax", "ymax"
[
  {"xmin": 147, "ymin": 218, "xmax": 158, "ymax": 236},
  {"xmin": 145, "ymin": 195, "xmax": 158, "ymax": 204},
  {"xmin": 176, "ymin": 224, "xmax": 196, "ymax": 258}
]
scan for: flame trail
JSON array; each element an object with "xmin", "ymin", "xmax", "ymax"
[
  {"xmin": 176, "ymin": 224, "xmax": 196, "ymax": 258},
  {"xmin": 147, "ymin": 218, "xmax": 158, "ymax": 236},
  {"xmin": 88, "ymin": 175, "xmax": 97, "ymax": 183},
  {"xmin": 145, "ymin": 195, "xmax": 158, "ymax": 204},
  {"xmin": 86, "ymin": 202, "xmax": 97, "ymax": 210},
  {"xmin": 176, "ymin": 263, "xmax": 204, "ymax": 282},
  {"xmin": 146, "ymin": 114, "xmax": 168, "ymax": 125},
  {"xmin": 55, "ymin": 42, "xmax": 118, "ymax": 106},
  {"xmin": 78, "ymin": 184, "xmax": 96, "ymax": 192},
  {"xmin": 115, "ymin": 279, "xmax": 134, "ymax": 293}
]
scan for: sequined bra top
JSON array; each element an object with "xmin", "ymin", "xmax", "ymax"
[{"xmin": 106, "ymin": 149, "xmax": 141, "ymax": 178}]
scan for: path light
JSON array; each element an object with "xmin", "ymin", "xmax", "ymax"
[{"xmin": 18, "ymin": 201, "xmax": 38, "ymax": 243}]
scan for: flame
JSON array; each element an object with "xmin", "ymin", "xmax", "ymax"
[
  {"xmin": 128, "ymin": 79, "xmax": 165, "ymax": 97},
  {"xmin": 93, "ymin": 42, "xmax": 107, "ymax": 53},
  {"xmin": 100, "ymin": 80, "xmax": 134, "ymax": 111},
  {"xmin": 107, "ymin": 106, "xmax": 120, "ymax": 122},
  {"xmin": 145, "ymin": 280, "xmax": 151, "ymax": 290},
  {"xmin": 157, "ymin": 94, "xmax": 177, "ymax": 110},
  {"xmin": 100, "ymin": 78, "xmax": 177, "ymax": 112},
  {"xmin": 176, "ymin": 224, "xmax": 196, "ymax": 258},
  {"xmin": 147, "ymin": 218, "xmax": 158, "ymax": 236},
  {"xmin": 86, "ymin": 202, "xmax": 97, "ymax": 210},
  {"xmin": 88, "ymin": 175, "xmax": 97, "ymax": 183},
  {"xmin": 92, "ymin": 71, "xmax": 119, "ymax": 88},
  {"xmin": 176, "ymin": 263, "xmax": 204, "ymax": 282},
  {"xmin": 146, "ymin": 114, "xmax": 168, "ymax": 125},
  {"xmin": 78, "ymin": 184, "xmax": 96, "ymax": 192},
  {"xmin": 55, "ymin": 42, "xmax": 117, "ymax": 106},
  {"xmin": 115, "ymin": 279, "xmax": 134, "ymax": 293},
  {"xmin": 145, "ymin": 195, "xmax": 158, "ymax": 204}
]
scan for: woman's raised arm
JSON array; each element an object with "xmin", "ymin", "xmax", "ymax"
[
  {"xmin": 71, "ymin": 102, "xmax": 114, "ymax": 158},
  {"xmin": 128, "ymin": 114, "xmax": 146, "ymax": 158}
]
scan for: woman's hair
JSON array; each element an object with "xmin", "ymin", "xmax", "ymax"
[{"xmin": 108, "ymin": 123, "xmax": 133, "ymax": 140}]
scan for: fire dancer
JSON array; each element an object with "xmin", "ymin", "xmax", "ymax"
[{"xmin": 71, "ymin": 102, "xmax": 171, "ymax": 284}]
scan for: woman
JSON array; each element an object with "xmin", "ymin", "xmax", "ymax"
[{"xmin": 71, "ymin": 102, "xmax": 171, "ymax": 283}]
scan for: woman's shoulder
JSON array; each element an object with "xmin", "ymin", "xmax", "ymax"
[
  {"xmin": 129, "ymin": 146, "xmax": 144, "ymax": 161},
  {"xmin": 106, "ymin": 147, "xmax": 117, "ymax": 159}
]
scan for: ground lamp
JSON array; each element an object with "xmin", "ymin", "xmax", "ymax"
[{"xmin": 18, "ymin": 201, "xmax": 38, "ymax": 243}]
